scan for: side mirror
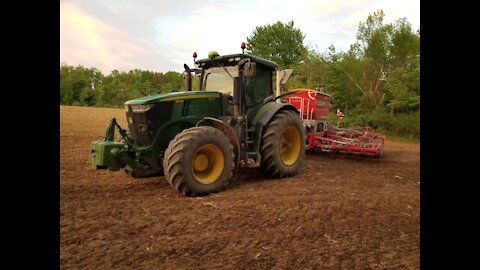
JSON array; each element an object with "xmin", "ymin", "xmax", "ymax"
[{"xmin": 244, "ymin": 62, "xmax": 256, "ymax": 77}]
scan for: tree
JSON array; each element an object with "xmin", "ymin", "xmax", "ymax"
[
  {"xmin": 384, "ymin": 18, "xmax": 420, "ymax": 114},
  {"xmin": 329, "ymin": 47, "xmax": 364, "ymax": 110},
  {"xmin": 384, "ymin": 66, "xmax": 420, "ymax": 113},
  {"xmin": 60, "ymin": 64, "xmax": 104, "ymax": 106},
  {"xmin": 160, "ymin": 71, "xmax": 183, "ymax": 92},
  {"xmin": 354, "ymin": 9, "xmax": 392, "ymax": 106},
  {"xmin": 286, "ymin": 48, "xmax": 329, "ymax": 90},
  {"xmin": 389, "ymin": 18, "xmax": 420, "ymax": 70},
  {"xmin": 246, "ymin": 21, "xmax": 307, "ymax": 68},
  {"xmin": 96, "ymin": 70, "xmax": 128, "ymax": 107}
]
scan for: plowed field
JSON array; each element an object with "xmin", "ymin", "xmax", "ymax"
[{"xmin": 60, "ymin": 105, "xmax": 420, "ymax": 269}]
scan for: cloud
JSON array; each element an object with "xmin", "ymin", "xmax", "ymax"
[
  {"xmin": 60, "ymin": 1, "xmax": 179, "ymax": 73},
  {"xmin": 60, "ymin": 0, "xmax": 420, "ymax": 74},
  {"xmin": 297, "ymin": 0, "xmax": 420, "ymax": 52}
]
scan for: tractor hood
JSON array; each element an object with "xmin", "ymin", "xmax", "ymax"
[{"xmin": 124, "ymin": 91, "xmax": 221, "ymax": 105}]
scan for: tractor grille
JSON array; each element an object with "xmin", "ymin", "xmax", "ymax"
[{"xmin": 126, "ymin": 102, "xmax": 174, "ymax": 146}]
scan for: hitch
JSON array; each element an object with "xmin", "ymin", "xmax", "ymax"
[
  {"xmin": 91, "ymin": 118, "xmax": 131, "ymax": 171},
  {"xmin": 104, "ymin": 118, "xmax": 132, "ymax": 144}
]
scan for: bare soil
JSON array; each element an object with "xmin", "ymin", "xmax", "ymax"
[{"xmin": 60, "ymin": 106, "xmax": 420, "ymax": 269}]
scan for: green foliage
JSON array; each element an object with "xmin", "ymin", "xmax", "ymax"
[
  {"xmin": 161, "ymin": 71, "xmax": 183, "ymax": 92},
  {"xmin": 384, "ymin": 66, "xmax": 420, "ymax": 113},
  {"xmin": 285, "ymin": 48, "xmax": 324, "ymax": 89},
  {"xmin": 389, "ymin": 18, "xmax": 420, "ymax": 69},
  {"xmin": 333, "ymin": 106, "xmax": 420, "ymax": 139},
  {"xmin": 246, "ymin": 21, "xmax": 307, "ymax": 69},
  {"xmin": 60, "ymin": 65, "xmax": 103, "ymax": 106},
  {"xmin": 60, "ymin": 65, "xmax": 183, "ymax": 108},
  {"xmin": 281, "ymin": 10, "xmax": 420, "ymax": 139}
]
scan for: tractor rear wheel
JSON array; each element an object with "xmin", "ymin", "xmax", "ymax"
[
  {"xmin": 260, "ymin": 110, "xmax": 305, "ymax": 178},
  {"xmin": 163, "ymin": 126, "xmax": 235, "ymax": 196}
]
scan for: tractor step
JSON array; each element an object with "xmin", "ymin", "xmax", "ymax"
[{"xmin": 239, "ymin": 158, "xmax": 260, "ymax": 168}]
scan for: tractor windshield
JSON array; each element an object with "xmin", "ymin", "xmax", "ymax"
[{"xmin": 203, "ymin": 66, "xmax": 238, "ymax": 95}]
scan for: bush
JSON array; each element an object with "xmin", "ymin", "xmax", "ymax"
[{"xmin": 329, "ymin": 106, "xmax": 419, "ymax": 139}]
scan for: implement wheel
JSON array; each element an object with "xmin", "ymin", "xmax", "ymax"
[
  {"xmin": 260, "ymin": 110, "xmax": 305, "ymax": 177},
  {"xmin": 163, "ymin": 126, "xmax": 234, "ymax": 196}
]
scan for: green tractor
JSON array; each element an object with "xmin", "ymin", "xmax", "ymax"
[{"xmin": 91, "ymin": 44, "xmax": 305, "ymax": 196}]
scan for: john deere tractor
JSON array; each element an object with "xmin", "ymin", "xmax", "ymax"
[{"xmin": 91, "ymin": 44, "xmax": 305, "ymax": 196}]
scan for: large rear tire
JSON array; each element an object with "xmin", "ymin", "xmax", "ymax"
[
  {"xmin": 163, "ymin": 126, "xmax": 235, "ymax": 196},
  {"xmin": 260, "ymin": 110, "xmax": 305, "ymax": 178}
]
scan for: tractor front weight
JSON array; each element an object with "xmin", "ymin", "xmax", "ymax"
[
  {"xmin": 91, "ymin": 118, "xmax": 134, "ymax": 171},
  {"xmin": 91, "ymin": 118, "xmax": 164, "ymax": 178}
]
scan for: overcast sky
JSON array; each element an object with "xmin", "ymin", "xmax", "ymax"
[{"xmin": 60, "ymin": 0, "xmax": 419, "ymax": 74}]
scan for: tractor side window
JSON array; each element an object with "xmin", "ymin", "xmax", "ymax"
[{"xmin": 244, "ymin": 66, "xmax": 272, "ymax": 118}]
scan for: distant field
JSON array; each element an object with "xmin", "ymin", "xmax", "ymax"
[
  {"xmin": 60, "ymin": 105, "xmax": 420, "ymax": 269},
  {"xmin": 60, "ymin": 105, "xmax": 127, "ymax": 136}
]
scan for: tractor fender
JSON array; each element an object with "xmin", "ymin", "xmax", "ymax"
[
  {"xmin": 153, "ymin": 120, "xmax": 196, "ymax": 152},
  {"xmin": 196, "ymin": 117, "xmax": 240, "ymax": 168},
  {"xmin": 251, "ymin": 101, "xmax": 299, "ymax": 156}
]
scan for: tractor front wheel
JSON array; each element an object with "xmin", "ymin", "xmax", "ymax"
[
  {"xmin": 163, "ymin": 126, "xmax": 235, "ymax": 196},
  {"xmin": 260, "ymin": 110, "xmax": 305, "ymax": 178}
]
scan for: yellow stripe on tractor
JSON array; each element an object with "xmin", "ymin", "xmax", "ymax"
[{"xmin": 160, "ymin": 94, "xmax": 219, "ymax": 102}]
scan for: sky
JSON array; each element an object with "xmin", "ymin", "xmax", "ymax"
[{"xmin": 60, "ymin": 0, "xmax": 420, "ymax": 74}]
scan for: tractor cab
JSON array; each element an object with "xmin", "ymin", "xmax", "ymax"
[{"xmin": 191, "ymin": 51, "xmax": 277, "ymax": 122}]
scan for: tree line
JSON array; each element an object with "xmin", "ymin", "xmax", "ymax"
[
  {"xmin": 60, "ymin": 10, "xmax": 419, "ymax": 139},
  {"xmin": 60, "ymin": 66, "xmax": 183, "ymax": 108}
]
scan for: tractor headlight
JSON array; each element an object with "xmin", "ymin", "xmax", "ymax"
[
  {"xmin": 124, "ymin": 105, "xmax": 130, "ymax": 112},
  {"xmin": 130, "ymin": 104, "xmax": 153, "ymax": 112}
]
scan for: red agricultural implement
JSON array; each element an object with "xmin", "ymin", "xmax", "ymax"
[{"xmin": 284, "ymin": 89, "xmax": 385, "ymax": 158}]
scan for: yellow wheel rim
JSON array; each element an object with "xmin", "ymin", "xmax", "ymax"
[
  {"xmin": 279, "ymin": 126, "xmax": 301, "ymax": 166},
  {"xmin": 191, "ymin": 144, "xmax": 224, "ymax": 184}
]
